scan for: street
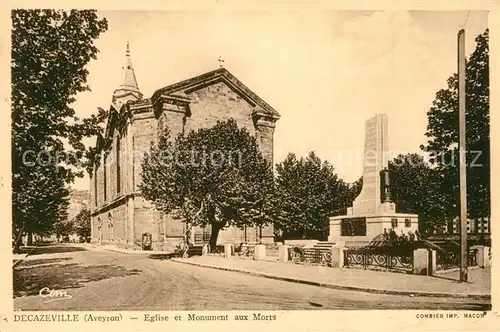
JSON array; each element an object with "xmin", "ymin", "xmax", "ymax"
[{"xmin": 13, "ymin": 245, "xmax": 490, "ymax": 311}]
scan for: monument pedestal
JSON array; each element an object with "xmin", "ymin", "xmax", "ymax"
[{"xmin": 329, "ymin": 213, "xmax": 418, "ymax": 247}]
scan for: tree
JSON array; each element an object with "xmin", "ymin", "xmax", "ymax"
[
  {"xmin": 13, "ymin": 162, "xmax": 71, "ymax": 246},
  {"xmin": 140, "ymin": 119, "xmax": 275, "ymax": 250},
  {"xmin": 421, "ymin": 29, "xmax": 489, "ymax": 221},
  {"xmin": 272, "ymin": 152, "xmax": 351, "ymax": 240},
  {"xmin": 73, "ymin": 208, "xmax": 91, "ymax": 242},
  {"xmin": 389, "ymin": 153, "xmax": 449, "ymax": 234},
  {"xmin": 53, "ymin": 219, "xmax": 74, "ymax": 241},
  {"xmin": 11, "ymin": 10, "xmax": 108, "ymax": 249}
]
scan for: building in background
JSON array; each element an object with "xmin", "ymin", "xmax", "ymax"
[
  {"xmin": 89, "ymin": 45, "xmax": 280, "ymax": 251},
  {"xmin": 444, "ymin": 217, "xmax": 490, "ymax": 234}
]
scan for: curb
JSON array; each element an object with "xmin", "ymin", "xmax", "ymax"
[
  {"xmin": 81, "ymin": 243, "xmax": 168, "ymax": 255},
  {"xmin": 171, "ymin": 258, "xmax": 491, "ymax": 301},
  {"xmin": 12, "ymin": 253, "xmax": 29, "ymax": 268}
]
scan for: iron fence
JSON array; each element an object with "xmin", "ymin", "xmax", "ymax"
[
  {"xmin": 436, "ymin": 248, "xmax": 478, "ymax": 270},
  {"xmin": 343, "ymin": 248, "xmax": 413, "ymax": 272},
  {"xmin": 234, "ymin": 244, "xmax": 255, "ymax": 257},
  {"xmin": 288, "ymin": 247, "xmax": 332, "ymax": 266}
]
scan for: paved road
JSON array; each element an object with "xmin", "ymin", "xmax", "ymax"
[{"xmin": 13, "ymin": 245, "xmax": 490, "ymax": 311}]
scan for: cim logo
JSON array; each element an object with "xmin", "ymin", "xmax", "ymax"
[{"xmin": 39, "ymin": 287, "xmax": 72, "ymax": 303}]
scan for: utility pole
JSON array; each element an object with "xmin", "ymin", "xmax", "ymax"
[{"xmin": 458, "ymin": 29, "xmax": 468, "ymax": 282}]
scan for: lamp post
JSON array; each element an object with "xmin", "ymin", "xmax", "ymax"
[{"xmin": 458, "ymin": 29, "xmax": 468, "ymax": 282}]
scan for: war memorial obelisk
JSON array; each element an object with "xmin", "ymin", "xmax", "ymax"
[{"xmin": 328, "ymin": 114, "xmax": 418, "ymax": 247}]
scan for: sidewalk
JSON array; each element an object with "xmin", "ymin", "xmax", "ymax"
[
  {"xmin": 12, "ymin": 253, "xmax": 28, "ymax": 267},
  {"xmin": 172, "ymin": 256, "xmax": 491, "ymax": 300},
  {"xmin": 77, "ymin": 243, "xmax": 172, "ymax": 255}
]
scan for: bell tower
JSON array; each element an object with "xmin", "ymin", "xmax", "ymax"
[{"xmin": 112, "ymin": 42, "xmax": 143, "ymax": 108}]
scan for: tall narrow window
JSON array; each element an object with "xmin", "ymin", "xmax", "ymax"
[
  {"xmin": 116, "ymin": 137, "xmax": 121, "ymax": 194},
  {"xmin": 94, "ymin": 166, "xmax": 98, "ymax": 207},
  {"xmin": 103, "ymin": 154, "xmax": 107, "ymax": 202}
]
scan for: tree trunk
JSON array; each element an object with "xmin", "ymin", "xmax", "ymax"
[
  {"xmin": 13, "ymin": 227, "xmax": 24, "ymax": 253},
  {"xmin": 182, "ymin": 221, "xmax": 192, "ymax": 258},
  {"xmin": 27, "ymin": 232, "xmax": 33, "ymax": 246},
  {"xmin": 209, "ymin": 224, "xmax": 222, "ymax": 252}
]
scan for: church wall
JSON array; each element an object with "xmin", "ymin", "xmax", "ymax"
[
  {"xmin": 255, "ymin": 124, "xmax": 275, "ymax": 166},
  {"xmin": 185, "ymin": 82, "xmax": 256, "ymax": 135},
  {"xmin": 90, "ymin": 215, "xmax": 98, "ymax": 243},
  {"xmin": 112, "ymin": 205, "xmax": 127, "ymax": 244},
  {"xmin": 109, "ymin": 136, "xmax": 117, "ymax": 201},
  {"xmin": 132, "ymin": 113, "xmax": 157, "ymax": 192},
  {"xmin": 97, "ymin": 155, "xmax": 105, "ymax": 207},
  {"xmin": 90, "ymin": 204, "xmax": 128, "ymax": 245},
  {"xmin": 134, "ymin": 196, "xmax": 163, "ymax": 250},
  {"xmin": 158, "ymin": 108, "xmax": 186, "ymax": 139},
  {"xmin": 118, "ymin": 132, "xmax": 127, "ymax": 195}
]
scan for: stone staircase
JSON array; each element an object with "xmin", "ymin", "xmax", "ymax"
[
  {"xmin": 288, "ymin": 241, "xmax": 337, "ymax": 265},
  {"xmin": 187, "ymin": 245, "xmax": 203, "ymax": 257},
  {"xmin": 310, "ymin": 241, "xmax": 336, "ymax": 252}
]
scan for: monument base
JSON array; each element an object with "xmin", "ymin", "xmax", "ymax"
[{"xmin": 328, "ymin": 213, "xmax": 418, "ymax": 247}]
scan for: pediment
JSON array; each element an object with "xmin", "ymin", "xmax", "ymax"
[{"xmin": 152, "ymin": 68, "xmax": 280, "ymax": 119}]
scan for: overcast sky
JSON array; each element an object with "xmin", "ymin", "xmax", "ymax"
[{"xmin": 70, "ymin": 10, "xmax": 488, "ymax": 190}]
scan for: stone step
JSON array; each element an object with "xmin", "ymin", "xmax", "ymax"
[
  {"xmin": 187, "ymin": 245, "xmax": 203, "ymax": 257},
  {"xmin": 311, "ymin": 241, "xmax": 336, "ymax": 250}
]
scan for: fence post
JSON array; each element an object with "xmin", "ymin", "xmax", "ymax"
[
  {"xmin": 413, "ymin": 248, "xmax": 430, "ymax": 275},
  {"xmin": 471, "ymin": 245, "xmax": 491, "ymax": 268},
  {"xmin": 330, "ymin": 244, "xmax": 344, "ymax": 268},
  {"xmin": 224, "ymin": 244, "xmax": 234, "ymax": 258},
  {"xmin": 201, "ymin": 243, "xmax": 209, "ymax": 256},
  {"xmin": 254, "ymin": 244, "xmax": 266, "ymax": 261},
  {"xmin": 428, "ymin": 249, "xmax": 437, "ymax": 276},
  {"xmin": 278, "ymin": 244, "xmax": 290, "ymax": 263}
]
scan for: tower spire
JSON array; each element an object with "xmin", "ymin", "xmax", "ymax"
[{"xmin": 112, "ymin": 42, "xmax": 143, "ymax": 106}]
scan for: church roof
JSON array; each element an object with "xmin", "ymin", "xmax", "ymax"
[{"xmin": 152, "ymin": 68, "xmax": 280, "ymax": 118}]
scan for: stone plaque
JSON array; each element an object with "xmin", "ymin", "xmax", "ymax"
[{"xmin": 341, "ymin": 217, "xmax": 367, "ymax": 236}]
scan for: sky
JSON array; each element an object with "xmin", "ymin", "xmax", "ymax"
[{"xmin": 70, "ymin": 10, "xmax": 488, "ymax": 191}]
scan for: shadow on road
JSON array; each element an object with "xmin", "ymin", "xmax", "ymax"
[
  {"xmin": 19, "ymin": 257, "xmax": 73, "ymax": 268},
  {"xmin": 148, "ymin": 253, "xmax": 181, "ymax": 260},
  {"xmin": 21, "ymin": 244, "xmax": 88, "ymax": 256},
  {"xmin": 13, "ymin": 257, "xmax": 142, "ymax": 298}
]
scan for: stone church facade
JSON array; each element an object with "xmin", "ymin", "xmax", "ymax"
[{"xmin": 89, "ymin": 46, "xmax": 280, "ymax": 251}]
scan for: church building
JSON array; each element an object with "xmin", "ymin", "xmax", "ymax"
[{"xmin": 89, "ymin": 45, "xmax": 280, "ymax": 251}]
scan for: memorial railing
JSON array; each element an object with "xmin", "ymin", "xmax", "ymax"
[{"xmin": 343, "ymin": 244, "xmax": 414, "ymax": 273}]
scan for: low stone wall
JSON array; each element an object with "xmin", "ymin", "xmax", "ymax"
[{"xmin": 284, "ymin": 240, "xmax": 319, "ymax": 247}]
